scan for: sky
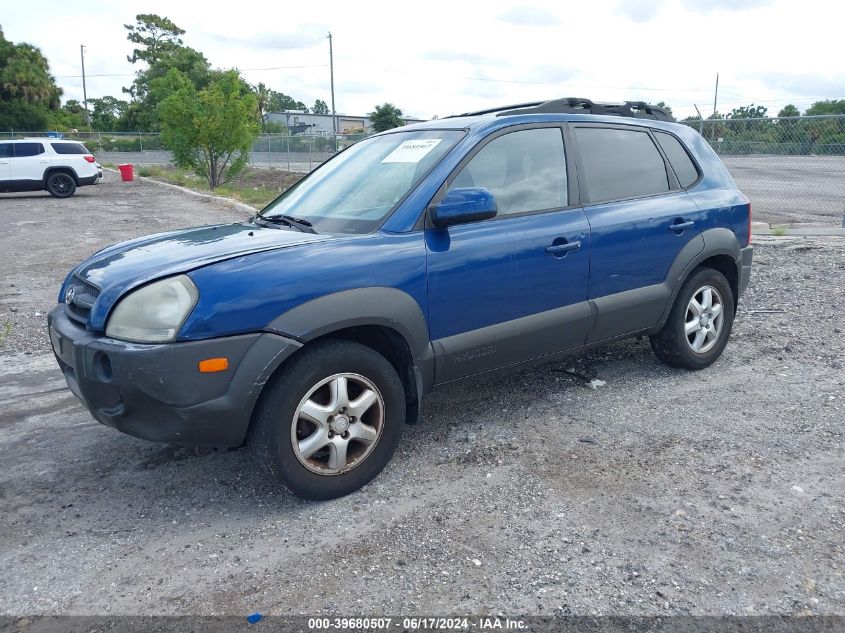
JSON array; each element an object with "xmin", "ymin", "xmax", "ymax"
[{"xmin": 2, "ymin": 0, "xmax": 843, "ymax": 121}]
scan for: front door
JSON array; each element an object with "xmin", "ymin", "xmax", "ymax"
[{"xmin": 426, "ymin": 125, "xmax": 591, "ymax": 382}]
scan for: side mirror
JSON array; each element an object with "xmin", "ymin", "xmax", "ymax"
[{"xmin": 429, "ymin": 187, "xmax": 498, "ymax": 228}]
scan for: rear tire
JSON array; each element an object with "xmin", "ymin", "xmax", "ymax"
[
  {"xmin": 248, "ymin": 339, "xmax": 405, "ymax": 500},
  {"xmin": 46, "ymin": 172, "xmax": 76, "ymax": 198},
  {"xmin": 650, "ymin": 267, "xmax": 735, "ymax": 370}
]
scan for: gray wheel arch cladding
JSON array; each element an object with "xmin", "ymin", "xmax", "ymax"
[
  {"xmin": 658, "ymin": 227, "xmax": 742, "ymax": 326},
  {"xmin": 266, "ymin": 286, "xmax": 434, "ymax": 393}
]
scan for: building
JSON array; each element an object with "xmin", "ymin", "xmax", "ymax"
[{"xmin": 264, "ymin": 110, "xmax": 425, "ymax": 135}]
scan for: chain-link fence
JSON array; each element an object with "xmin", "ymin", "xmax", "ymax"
[
  {"xmin": 0, "ymin": 130, "xmax": 369, "ymax": 174},
  {"xmin": 682, "ymin": 115, "xmax": 845, "ymax": 226},
  {"xmin": 4, "ymin": 116, "xmax": 844, "ymax": 225}
]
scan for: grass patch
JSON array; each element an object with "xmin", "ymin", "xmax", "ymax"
[
  {"xmin": 0, "ymin": 321, "xmax": 11, "ymax": 344},
  {"xmin": 771, "ymin": 225, "xmax": 787, "ymax": 236},
  {"xmin": 137, "ymin": 165, "xmax": 302, "ymax": 209}
]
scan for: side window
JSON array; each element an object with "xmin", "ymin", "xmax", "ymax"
[
  {"xmin": 51, "ymin": 142, "xmax": 89, "ymax": 155},
  {"xmin": 654, "ymin": 131, "xmax": 699, "ymax": 188},
  {"xmin": 449, "ymin": 128, "xmax": 567, "ymax": 216},
  {"xmin": 0, "ymin": 143, "xmax": 11, "ymax": 158},
  {"xmin": 574, "ymin": 127, "xmax": 669, "ymax": 203},
  {"xmin": 13, "ymin": 143, "xmax": 45, "ymax": 157}
]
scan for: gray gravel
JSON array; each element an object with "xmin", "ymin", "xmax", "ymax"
[{"xmin": 0, "ymin": 174, "xmax": 843, "ymax": 616}]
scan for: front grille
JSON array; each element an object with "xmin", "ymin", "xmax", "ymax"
[{"xmin": 64, "ymin": 274, "xmax": 100, "ymax": 324}]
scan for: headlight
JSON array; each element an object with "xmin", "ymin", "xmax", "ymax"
[{"xmin": 106, "ymin": 275, "xmax": 198, "ymax": 343}]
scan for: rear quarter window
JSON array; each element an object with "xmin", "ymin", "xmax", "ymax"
[
  {"xmin": 0, "ymin": 143, "xmax": 11, "ymax": 158},
  {"xmin": 574, "ymin": 127, "xmax": 669, "ymax": 203},
  {"xmin": 13, "ymin": 142, "xmax": 45, "ymax": 157},
  {"xmin": 654, "ymin": 132, "xmax": 699, "ymax": 188},
  {"xmin": 51, "ymin": 142, "xmax": 90, "ymax": 155}
]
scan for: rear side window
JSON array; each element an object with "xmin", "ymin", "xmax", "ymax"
[
  {"xmin": 13, "ymin": 143, "xmax": 45, "ymax": 157},
  {"xmin": 574, "ymin": 127, "xmax": 669, "ymax": 203},
  {"xmin": 0, "ymin": 143, "xmax": 11, "ymax": 158},
  {"xmin": 450, "ymin": 128, "xmax": 568, "ymax": 215},
  {"xmin": 51, "ymin": 142, "xmax": 89, "ymax": 155},
  {"xmin": 654, "ymin": 132, "xmax": 699, "ymax": 188}
]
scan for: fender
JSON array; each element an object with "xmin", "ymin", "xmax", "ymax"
[
  {"xmin": 655, "ymin": 227, "xmax": 742, "ymax": 328},
  {"xmin": 266, "ymin": 286, "xmax": 435, "ymax": 395},
  {"xmin": 43, "ymin": 165, "xmax": 80, "ymax": 184}
]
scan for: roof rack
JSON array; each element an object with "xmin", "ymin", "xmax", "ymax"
[{"xmin": 451, "ymin": 97, "xmax": 675, "ymax": 122}]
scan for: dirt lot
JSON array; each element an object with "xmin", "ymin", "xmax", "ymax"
[{"xmin": 1, "ymin": 173, "xmax": 843, "ymax": 616}]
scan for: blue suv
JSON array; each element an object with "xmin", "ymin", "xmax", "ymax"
[{"xmin": 48, "ymin": 98, "xmax": 753, "ymax": 499}]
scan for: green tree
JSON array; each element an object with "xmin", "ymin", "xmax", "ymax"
[
  {"xmin": 125, "ymin": 14, "xmax": 185, "ymax": 65},
  {"xmin": 254, "ymin": 82, "xmax": 271, "ymax": 124},
  {"xmin": 267, "ymin": 90, "xmax": 307, "ymax": 112},
  {"xmin": 369, "ymin": 103, "xmax": 403, "ymax": 132},
  {"xmin": 777, "ymin": 104, "xmax": 800, "ymax": 118},
  {"xmin": 805, "ymin": 99, "xmax": 845, "ymax": 116},
  {"xmin": 90, "ymin": 96, "xmax": 129, "ymax": 131},
  {"xmin": 123, "ymin": 15, "xmax": 211, "ymax": 130},
  {"xmin": 728, "ymin": 104, "xmax": 768, "ymax": 119},
  {"xmin": 158, "ymin": 69, "xmax": 260, "ymax": 188},
  {"xmin": 0, "ymin": 26, "xmax": 62, "ymax": 130},
  {"xmin": 312, "ymin": 99, "xmax": 329, "ymax": 115}
]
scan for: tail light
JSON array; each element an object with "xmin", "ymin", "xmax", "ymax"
[{"xmin": 83, "ymin": 155, "xmax": 95, "ymax": 163}]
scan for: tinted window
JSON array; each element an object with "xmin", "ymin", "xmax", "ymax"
[
  {"xmin": 13, "ymin": 143, "xmax": 45, "ymax": 157},
  {"xmin": 574, "ymin": 127, "xmax": 669, "ymax": 202},
  {"xmin": 450, "ymin": 128, "xmax": 567, "ymax": 215},
  {"xmin": 654, "ymin": 132, "xmax": 699, "ymax": 188},
  {"xmin": 0, "ymin": 143, "xmax": 11, "ymax": 158},
  {"xmin": 51, "ymin": 142, "xmax": 89, "ymax": 155}
]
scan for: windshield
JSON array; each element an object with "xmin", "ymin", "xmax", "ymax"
[{"xmin": 261, "ymin": 130, "xmax": 464, "ymax": 233}]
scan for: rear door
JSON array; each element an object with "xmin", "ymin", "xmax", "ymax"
[
  {"xmin": 571, "ymin": 124, "xmax": 702, "ymax": 342},
  {"xmin": 10, "ymin": 142, "xmax": 48, "ymax": 182},
  {"xmin": 0, "ymin": 143, "xmax": 11, "ymax": 181}
]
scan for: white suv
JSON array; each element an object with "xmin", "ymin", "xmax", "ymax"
[{"xmin": 0, "ymin": 138, "xmax": 102, "ymax": 198}]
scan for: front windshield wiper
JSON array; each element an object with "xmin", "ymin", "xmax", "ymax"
[{"xmin": 253, "ymin": 214, "xmax": 317, "ymax": 234}]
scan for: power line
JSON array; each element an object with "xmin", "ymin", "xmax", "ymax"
[{"xmin": 54, "ymin": 63, "xmax": 328, "ymax": 79}]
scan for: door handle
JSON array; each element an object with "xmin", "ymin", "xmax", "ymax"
[
  {"xmin": 546, "ymin": 240, "xmax": 581, "ymax": 258},
  {"xmin": 669, "ymin": 219, "xmax": 695, "ymax": 232}
]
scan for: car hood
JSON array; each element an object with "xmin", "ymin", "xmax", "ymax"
[{"xmin": 69, "ymin": 223, "xmax": 331, "ymax": 323}]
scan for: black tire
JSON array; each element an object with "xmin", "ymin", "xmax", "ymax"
[
  {"xmin": 650, "ymin": 267, "xmax": 735, "ymax": 370},
  {"xmin": 248, "ymin": 339, "xmax": 405, "ymax": 500},
  {"xmin": 46, "ymin": 172, "xmax": 76, "ymax": 198}
]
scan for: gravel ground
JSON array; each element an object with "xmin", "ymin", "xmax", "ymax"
[{"xmin": 0, "ymin": 174, "xmax": 843, "ymax": 617}]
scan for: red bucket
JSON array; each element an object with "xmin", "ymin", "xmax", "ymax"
[{"xmin": 118, "ymin": 164, "xmax": 134, "ymax": 182}]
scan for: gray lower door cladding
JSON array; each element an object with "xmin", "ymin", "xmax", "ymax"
[
  {"xmin": 586, "ymin": 283, "xmax": 670, "ymax": 343},
  {"xmin": 432, "ymin": 301, "xmax": 592, "ymax": 384}
]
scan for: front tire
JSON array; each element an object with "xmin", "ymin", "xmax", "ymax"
[
  {"xmin": 248, "ymin": 339, "xmax": 405, "ymax": 500},
  {"xmin": 46, "ymin": 172, "xmax": 76, "ymax": 198},
  {"xmin": 650, "ymin": 267, "xmax": 735, "ymax": 370}
]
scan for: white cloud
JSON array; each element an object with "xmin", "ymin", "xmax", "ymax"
[
  {"xmin": 496, "ymin": 6, "xmax": 561, "ymax": 26},
  {"xmin": 1, "ymin": 0, "xmax": 842, "ymax": 121}
]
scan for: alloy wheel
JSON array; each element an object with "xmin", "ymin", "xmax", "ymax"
[{"xmin": 290, "ymin": 373, "xmax": 385, "ymax": 475}]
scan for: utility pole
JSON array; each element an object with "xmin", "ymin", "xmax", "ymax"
[
  {"xmin": 712, "ymin": 72, "xmax": 719, "ymax": 119},
  {"xmin": 327, "ymin": 32, "xmax": 336, "ymax": 134},
  {"xmin": 80, "ymin": 45, "xmax": 91, "ymax": 131}
]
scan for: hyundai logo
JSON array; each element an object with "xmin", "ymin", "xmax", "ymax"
[{"xmin": 65, "ymin": 287, "xmax": 76, "ymax": 305}]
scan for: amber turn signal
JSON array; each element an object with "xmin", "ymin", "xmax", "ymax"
[{"xmin": 198, "ymin": 357, "xmax": 229, "ymax": 373}]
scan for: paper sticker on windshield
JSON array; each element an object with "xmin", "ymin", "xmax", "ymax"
[{"xmin": 381, "ymin": 139, "xmax": 442, "ymax": 164}]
